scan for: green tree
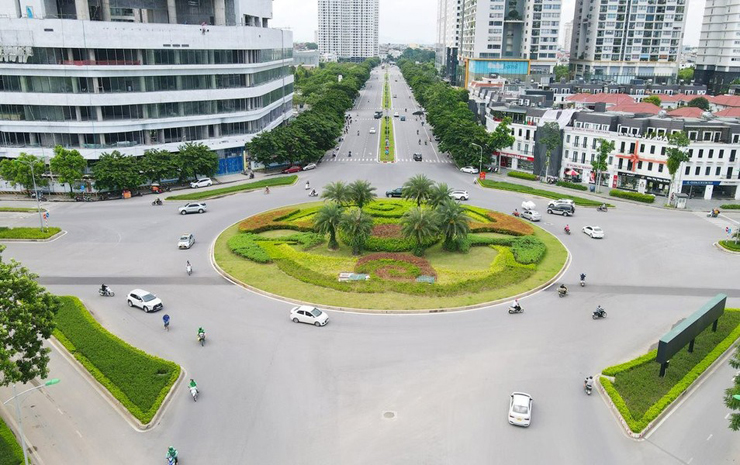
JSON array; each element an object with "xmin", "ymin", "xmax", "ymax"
[
  {"xmin": 0, "ymin": 153, "xmax": 48, "ymax": 192},
  {"xmin": 91, "ymin": 150, "xmax": 143, "ymax": 191},
  {"xmin": 687, "ymin": 97, "xmax": 710, "ymax": 111},
  {"xmin": 339, "ymin": 208, "xmax": 374, "ymax": 255},
  {"xmin": 592, "ymin": 139, "xmax": 615, "ymax": 193},
  {"xmin": 322, "ymin": 181, "xmax": 351, "ymax": 206},
  {"xmin": 488, "ymin": 117, "xmax": 516, "ymax": 167},
  {"xmin": 435, "ymin": 200, "xmax": 471, "ymax": 251},
  {"xmin": 666, "ymin": 131, "xmax": 690, "ymax": 203},
  {"xmin": 553, "ymin": 65, "xmax": 569, "ymax": 81},
  {"xmin": 305, "ymin": 42, "xmax": 318, "ymax": 50},
  {"xmin": 726, "ymin": 345, "xmax": 740, "ymax": 430},
  {"xmin": 0, "ymin": 245, "xmax": 60, "ymax": 385},
  {"xmin": 140, "ymin": 149, "xmax": 177, "ymax": 184},
  {"xmin": 313, "ymin": 203, "xmax": 343, "ymax": 249},
  {"xmin": 400, "ymin": 207, "xmax": 440, "ymax": 256},
  {"xmin": 49, "ymin": 146, "xmax": 86, "ymax": 194},
  {"xmin": 428, "ymin": 182, "xmax": 452, "ymax": 208},
  {"xmin": 537, "ymin": 122, "xmax": 561, "ymax": 179},
  {"xmin": 176, "ymin": 142, "xmax": 219, "ymax": 180},
  {"xmin": 347, "ymin": 180, "xmax": 377, "ymax": 209},
  {"xmin": 677, "ymin": 67, "xmax": 694, "ymax": 82},
  {"xmin": 402, "ymin": 174, "xmax": 435, "ymax": 206},
  {"xmin": 643, "ymin": 95, "xmax": 662, "ymax": 106}
]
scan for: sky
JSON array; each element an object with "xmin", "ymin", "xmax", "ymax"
[{"xmin": 272, "ymin": 0, "xmax": 706, "ymax": 48}]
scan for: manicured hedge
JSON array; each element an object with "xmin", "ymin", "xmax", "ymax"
[
  {"xmin": 510, "ymin": 236, "xmax": 546, "ymax": 264},
  {"xmin": 228, "ymin": 234, "xmax": 272, "ymax": 263},
  {"xmin": 556, "ymin": 180, "xmax": 588, "ymax": 191},
  {"xmin": 467, "ymin": 234, "xmax": 515, "ymax": 247},
  {"xmin": 167, "ymin": 175, "xmax": 297, "ymax": 201},
  {"xmin": 601, "ymin": 309, "xmax": 740, "ymax": 433},
  {"xmin": 0, "ymin": 227, "xmax": 61, "ymax": 240},
  {"xmin": 0, "ymin": 417, "xmax": 24, "ymax": 465},
  {"xmin": 719, "ymin": 240, "xmax": 740, "ymax": 252},
  {"xmin": 478, "ymin": 179, "xmax": 608, "ymax": 207},
  {"xmin": 507, "ymin": 171, "xmax": 538, "ymax": 181},
  {"xmin": 609, "ymin": 189, "xmax": 655, "ymax": 203},
  {"xmin": 53, "ymin": 296, "xmax": 180, "ymax": 425},
  {"xmin": 0, "ymin": 207, "xmax": 45, "ymax": 213},
  {"xmin": 720, "ymin": 204, "xmax": 740, "ymax": 210}
]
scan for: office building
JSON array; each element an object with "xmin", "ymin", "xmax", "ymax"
[
  {"xmin": 695, "ymin": 0, "xmax": 740, "ymax": 94},
  {"xmin": 0, "ymin": 0, "xmax": 293, "ymax": 175},
  {"xmin": 436, "ymin": 0, "xmax": 462, "ymax": 84},
  {"xmin": 563, "ymin": 21, "xmax": 573, "ymax": 51},
  {"xmin": 318, "ymin": 0, "xmax": 379, "ymax": 62},
  {"xmin": 570, "ymin": 0, "xmax": 687, "ymax": 83}
]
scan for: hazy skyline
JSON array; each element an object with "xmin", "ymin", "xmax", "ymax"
[{"xmin": 273, "ymin": 0, "xmax": 705, "ymax": 48}]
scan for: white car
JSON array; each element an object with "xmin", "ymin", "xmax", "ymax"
[
  {"xmin": 508, "ymin": 392, "xmax": 533, "ymax": 427},
  {"xmin": 393, "ymin": 112, "xmax": 399, "ymax": 117},
  {"xmin": 190, "ymin": 178, "xmax": 212, "ymax": 188},
  {"xmin": 449, "ymin": 190, "xmax": 469, "ymax": 201},
  {"xmin": 521, "ymin": 209, "xmax": 541, "ymax": 222},
  {"xmin": 178, "ymin": 233, "xmax": 194, "ymax": 249},
  {"xmin": 460, "ymin": 166, "xmax": 479, "ymax": 174},
  {"xmin": 126, "ymin": 289, "xmax": 163, "ymax": 313},
  {"xmin": 369, "ymin": 127, "xmax": 376, "ymax": 134},
  {"xmin": 302, "ymin": 163, "xmax": 317, "ymax": 171},
  {"xmin": 290, "ymin": 305, "xmax": 329, "ymax": 327},
  {"xmin": 179, "ymin": 202, "xmax": 207, "ymax": 215},
  {"xmin": 583, "ymin": 225, "xmax": 605, "ymax": 239},
  {"xmin": 548, "ymin": 198, "xmax": 575, "ymax": 208}
]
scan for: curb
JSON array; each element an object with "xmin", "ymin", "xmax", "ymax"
[
  {"xmin": 714, "ymin": 241, "xmax": 740, "ymax": 255},
  {"xmin": 0, "ymin": 230, "xmax": 67, "ymax": 243}
]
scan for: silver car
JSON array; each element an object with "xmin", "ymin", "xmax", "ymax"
[
  {"xmin": 449, "ymin": 190, "xmax": 469, "ymax": 201},
  {"xmin": 521, "ymin": 209, "xmax": 541, "ymax": 222},
  {"xmin": 178, "ymin": 202, "xmax": 207, "ymax": 215}
]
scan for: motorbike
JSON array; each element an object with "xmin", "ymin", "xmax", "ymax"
[
  {"xmin": 564, "ymin": 227, "xmax": 571, "ymax": 235},
  {"xmin": 558, "ymin": 287, "xmax": 568, "ymax": 298},
  {"xmin": 597, "ymin": 205, "xmax": 608, "ymax": 212},
  {"xmin": 197, "ymin": 331, "xmax": 206, "ymax": 346},
  {"xmin": 508, "ymin": 304, "xmax": 524, "ymax": 314},
  {"xmin": 584, "ymin": 383, "xmax": 593, "ymax": 395},
  {"xmin": 580, "ymin": 280, "xmax": 585, "ymax": 287},
  {"xmin": 357, "ymin": 130, "xmax": 360, "ymax": 136},
  {"xmin": 186, "ymin": 264, "xmax": 193, "ymax": 276},
  {"xmin": 592, "ymin": 307, "xmax": 607, "ymax": 319},
  {"xmin": 99, "ymin": 287, "xmax": 115, "ymax": 297},
  {"xmin": 348, "ymin": 151, "xmax": 352, "ymax": 157},
  {"xmin": 189, "ymin": 385, "xmax": 199, "ymax": 402},
  {"xmin": 512, "ymin": 211, "xmax": 520, "ymax": 217},
  {"xmin": 152, "ymin": 199, "xmax": 163, "ymax": 206},
  {"xmin": 308, "ymin": 191, "xmax": 319, "ymax": 197}
]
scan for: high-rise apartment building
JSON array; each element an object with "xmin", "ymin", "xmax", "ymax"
[
  {"xmin": 695, "ymin": 0, "xmax": 740, "ymax": 94},
  {"xmin": 436, "ymin": 0, "xmax": 462, "ymax": 84},
  {"xmin": 563, "ymin": 21, "xmax": 573, "ymax": 51},
  {"xmin": 570, "ymin": 0, "xmax": 687, "ymax": 82},
  {"xmin": 318, "ymin": 0, "xmax": 379, "ymax": 62},
  {"xmin": 0, "ymin": 0, "xmax": 293, "ymax": 175}
]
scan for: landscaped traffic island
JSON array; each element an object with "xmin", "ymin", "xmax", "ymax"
[{"xmin": 215, "ymin": 182, "xmax": 567, "ymax": 310}]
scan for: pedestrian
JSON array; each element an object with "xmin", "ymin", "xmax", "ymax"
[{"xmin": 163, "ymin": 314, "xmax": 170, "ymax": 331}]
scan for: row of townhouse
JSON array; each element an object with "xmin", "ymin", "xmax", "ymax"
[{"xmin": 486, "ymin": 105, "xmax": 740, "ymax": 201}]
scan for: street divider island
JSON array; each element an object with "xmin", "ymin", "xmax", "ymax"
[
  {"xmin": 165, "ymin": 175, "xmax": 297, "ymax": 201},
  {"xmin": 478, "ymin": 179, "xmax": 610, "ymax": 207},
  {"xmin": 0, "ymin": 226, "xmax": 61, "ymax": 240},
  {"xmin": 53, "ymin": 296, "xmax": 180, "ymax": 425}
]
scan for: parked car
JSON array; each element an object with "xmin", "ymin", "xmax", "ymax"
[
  {"xmin": 508, "ymin": 392, "xmax": 533, "ymax": 427},
  {"xmin": 449, "ymin": 190, "xmax": 469, "ymax": 201},
  {"xmin": 547, "ymin": 199, "xmax": 575, "ymax": 208},
  {"xmin": 547, "ymin": 203, "xmax": 575, "ymax": 216},
  {"xmin": 385, "ymin": 187, "xmax": 403, "ymax": 198},
  {"xmin": 281, "ymin": 166, "xmax": 302, "ymax": 174},
  {"xmin": 460, "ymin": 166, "xmax": 479, "ymax": 174},
  {"xmin": 290, "ymin": 305, "xmax": 329, "ymax": 327},
  {"xmin": 126, "ymin": 289, "xmax": 163, "ymax": 313},
  {"xmin": 521, "ymin": 209, "xmax": 541, "ymax": 222},
  {"xmin": 179, "ymin": 202, "xmax": 207, "ymax": 215},
  {"xmin": 369, "ymin": 127, "xmax": 376, "ymax": 134},
  {"xmin": 583, "ymin": 225, "xmax": 604, "ymax": 239},
  {"xmin": 178, "ymin": 233, "xmax": 195, "ymax": 249},
  {"xmin": 190, "ymin": 178, "xmax": 212, "ymax": 188},
  {"xmin": 302, "ymin": 163, "xmax": 317, "ymax": 171},
  {"xmin": 413, "ymin": 153, "xmax": 423, "ymax": 161}
]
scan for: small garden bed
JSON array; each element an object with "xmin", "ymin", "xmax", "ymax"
[
  {"xmin": 0, "ymin": 417, "xmax": 24, "ymax": 465},
  {"xmin": 0, "ymin": 207, "xmax": 46, "ymax": 213},
  {"xmin": 53, "ymin": 296, "xmax": 180, "ymax": 424},
  {"xmin": 609, "ymin": 189, "xmax": 655, "ymax": 204},
  {"xmin": 0, "ymin": 227, "xmax": 61, "ymax": 240},
  {"xmin": 719, "ymin": 204, "xmax": 740, "ymax": 210},
  {"xmin": 478, "ymin": 179, "xmax": 608, "ymax": 207},
  {"xmin": 166, "ymin": 175, "xmax": 297, "ymax": 201},
  {"xmin": 719, "ymin": 240, "xmax": 740, "ymax": 252}
]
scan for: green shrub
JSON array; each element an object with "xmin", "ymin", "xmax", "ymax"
[
  {"xmin": 53, "ymin": 297, "xmax": 180, "ymax": 425},
  {"xmin": 556, "ymin": 180, "xmax": 588, "ymax": 191},
  {"xmin": 510, "ymin": 236, "xmax": 546, "ymax": 264},
  {"xmin": 602, "ymin": 350, "xmax": 657, "ymax": 376},
  {"xmin": 228, "ymin": 234, "xmax": 272, "ymax": 263},
  {"xmin": 609, "ymin": 189, "xmax": 655, "ymax": 203},
  {"xmin": 507, "ymin": 171, "xmax": 538, "ymax": 181},
  {"xmin": 0, "ymin": 227, "xmax": 61, "ymax": 240},
  {"xmin": 719, "ymin": 240, "xmax": 740, "ymax": 252},
  {"xmin": 0, "ymin": 207, "xmax": 45, "ymax": 213},
  {"xmin": 478, "ymin": 180, "xmax": 608, "ymax": 207},
  {"xmin": 468, "ymin": 234, "xmax": 515, "ymax": 247},
  {"xmin": 720, "ymin": 204, "xmax": 740, "ymax": 210},
  {"xmin": 166, "ymin": 175, "xmax": 297, "ymax": 200},
  {"xmin": 0, "ymin": 417, "xmax": 24, "ymax": 465}
]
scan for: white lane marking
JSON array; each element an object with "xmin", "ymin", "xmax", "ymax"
[
  {"xmin": 57, "ymin": 408, "xmax": 63, "ymax": 415},
  {"xmin": 687, "ymin": 457, "xmax": 693, "ymax": 464},
  {"xmin": 726, "ymin": 413, "xmax": 731, "ymax": 419},
  {"xmin": 76, "ymin": 430, "xmax": 82, "ymax": 438},
  {"xmin": 706, "ymin": 434, "xmax": 712, "ymax": 441}
]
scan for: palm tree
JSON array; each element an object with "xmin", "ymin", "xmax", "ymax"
[
  {"xmin": 322, "ymin": 181, "xmax": 350, "ymax": 205},
  {"xmin": 436, "ymin": 200, "xmax": 471, "ymax": 251},
  {"xmin": 313, "ymin": 203, "xmax": 343, "ymax": 249},
  {"xmin": 400, "ymin": 207, "xmax": 440, "ymax": 256},
  {"xmin": 339, "ymin": 208, "xmax": 374, "ymax": 255},
  {"xmin": 347, "ymin": 180, "xmax": 377, "ymax": 209},
  {"xmin": 402, "ymin": 174, "xmax": 435, "ymax": 206},
  {"xmin": 428, "ymin": 182, "xmax": 452, "ymax": 208}
]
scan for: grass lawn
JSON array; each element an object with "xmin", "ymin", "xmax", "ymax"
[
  {"xmin": 166, "ymin": 175, "xmax": 297, "ymax": 201},
  {"xmin": 53, "ymin": 296, "xmax": 180, "ymax": 424},
  {"xmin": 478, "ymin": 179, "xmax": 610, "ymax": 207},
  {"xmin": 379, "ymin": 116, "xmax": 395, "ymax": 162},
  {"xmin": 0, "ymin": 417, "xmax": 23, "ymax": 465},
  {"xmin": 215, "ymin": 219, "xmax": 567, "ymax": 311},
  {"xmin": 719, "ymin": 240, "xmax": 740, "ymax": 252},
  {"xmin": 0, "ymin": 227, "xmax": 61, "ymax": 240},
  {"xmin": 0, "ymin": 207, "xmax": 45, "ymax": 213}
]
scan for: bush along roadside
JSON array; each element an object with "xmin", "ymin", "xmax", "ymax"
[
  {"xmin": 600, "ymin": 309, "xmax": 740, "ymax": 434},
  {"xmin": 609, "ymin": 189, "xmax": 655, "ymax": 204},
  {"xmin": 0, "ymin": 416, "xmax": 24, "ymax": 465},
  {"xmin": 507, "ymin": 171, "xmax": 538, "ymax": 181},
  {"xmin": 0, "ymin": 227, "xmax": 61, "ymax": 240},
  {"xmin": 720, "ymin": 204, "xmax": 740, "ymax": 210},
  {"xmin": 478, "ymin": 179, "xmax": 609, "ymax": 207},
  {"xmin": 555, "ymin": 180, "xmax": 588, "ymax": 191},
  {"xmin": 166, "ymin": 175, "xmax": 297, "ymax": 201},
  {"xmin": 53, "ymin": 296, "xmax": 180, "ymax": 425}
]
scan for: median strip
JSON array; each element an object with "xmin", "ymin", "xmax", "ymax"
[
  {"xmin": 478, "ymin": 179, "xmax": 610, "ymax": 207},
  {"xmin": 166, "ymin": 175, "xmax": 297, "ymax": 201}
]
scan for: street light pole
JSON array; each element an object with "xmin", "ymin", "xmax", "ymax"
[
  {"xmin": 472, "ymin": 143, "xmax": 483, "ymax": 174},
  {"xmin": 3, "ymin": 379, "xmax": 60, "ymax": 465}
]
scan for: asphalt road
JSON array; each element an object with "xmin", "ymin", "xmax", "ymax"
[{"xmin": 0, "ymin": 65, "xmax": 739, "ymax": 464}]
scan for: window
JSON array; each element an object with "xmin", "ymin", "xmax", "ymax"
[
  {"xmin": 640, "ymin": 144, "xmax": 645, "ymax": 153},
  {"xmin": 658, "ymin": 164, "xmax": 663, "ymax": 173},
  {"xmin": 708, "ymin": 149, "xmax": 714, "ymax": 158},
  {"xmin": 566, "ymin": 134, "xmax": 571, "ymax": 143},
  {"xmin": 688, "ymin": 131, "xmax": 697, "ymax": 140},
  {"xmin": 650, "ymin": 145, "xmax": 655, "ymax": 154},
  {"xmin": 715, "ymin": 166, "xmax": 721, "ymax": 176},
  {"xmin": 719, "ymin": 150, "xmax": 724, "ymax": 159},
  {"xmin": 564, "ymin": 149, "xmax": 569, "ymax": 159},
  {"xmin": 731, "ymin": 150, "xmax": 737, "ymax": 162},
  {"xmin": 688, "ymin": 149, "xmax": 693, "ymax": 158},
  {"xmin": 648, "ymin": 162, "xmax": 653, "ymax": 171},
  {"xmin": 684, "ymin": 166, "xmax": 690, "ymax": 175},
  {"xmin": 698, "ymin": 149, "xmax": 703, "ymax": 158},
  {"xmin": 695, "ymin": 166, "xmax": 700, "ymax": 175},
  {"xmin": 638, "ymin": 161, "xmax": 643, "ymax": 169}
]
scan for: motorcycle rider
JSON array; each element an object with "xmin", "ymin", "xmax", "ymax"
[
  {"xmin": 511, "ymin": 299, "xmax": 521, "ymax": 312},
  {"xmin": 305, "ymin": 180, "xmax": 310, "ymax": 190},
  {"xmin": 186, "ymin": 260, "xmax": 192, "ymax": 275},
  {"xmin": 580, "ymin": 273, "xmax": 586, "ymax": 283},
  {"xmin": 594, "ymin": 305, "xmax": 604, "ymax": 317},
  {"xmin": 564, "ymin": 224, "xmax": 570, "ymax": 234},
  {"xmin": 197, "ymin": 326, "xmax": 206, "ymax": 342},
  {"xmin": 558, "ymin": 284, "xmax": 568, "ymax": 295},
  {"xmin": 163, "ymin": 314, "xmax": 170, "ymax": 331},
  {"xmin": 512, "ymin": 209, "xmax": 519, "ymax": 217},
  {"xmin": 100, "ymin": 283, "xmax": 109, "ymax": 295},
  {"xmin": 584, "ymin": 376, "xmax": 594, "ymax": 392},
  {"xmin": 599, "ymin": 203, "xmax": 607, "ymax": 211},
  {"xmin": 166, "ymin": 446, "xmax": 179, "ymax": 464}
]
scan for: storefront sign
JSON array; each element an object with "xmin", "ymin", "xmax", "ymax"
[
  {"xmin": 564, "ymin": 162, "xmax": 592, "ymax": 170},
  {"xmin": 617, "ymin": 171, "xmax": 669, "ymax": 183},
  {"xmin": 499, "ymin": 151, "xmax": 534, "ymax": 161},
  {"xmin": 682, "ymin": 180, "xmax": 721, "ymax": 186}
]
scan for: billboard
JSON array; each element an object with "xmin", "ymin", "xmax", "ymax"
[{"xmin": 465, "ymin": 59, "xmax": 529, "ymax": 87}]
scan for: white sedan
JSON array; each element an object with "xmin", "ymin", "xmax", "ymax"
[
  {"xmin": 583, "ymin": 225, "xmax": 605, "ymax": 239},
  {"xmin": 508, "ymin": 392, "xmax": 533, "ymax": 427},
  {"xmin": 460, "ymin": 166, "xmax": 479, "ymax": 174},
  {"xmin": 178, "ymin": 233, "xmax": 194, "ymax": 249},
  {"xmin": 190, "ymin": 178, "xmax": 212, "ymax": 188},
  {"xmin": 449, "ymin": 190, "xmax": 469, "ymax": 201},
  {"xmin": 302, "ymin": 163, "xmax": 317, "ymax": 171},
  {"xmin": 369, "ymin": 127, "xmax": 376, "ymax": 134},
  {"xmin": 290, "ymin": 305, "xmax": 329, "ymax": 327}
]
